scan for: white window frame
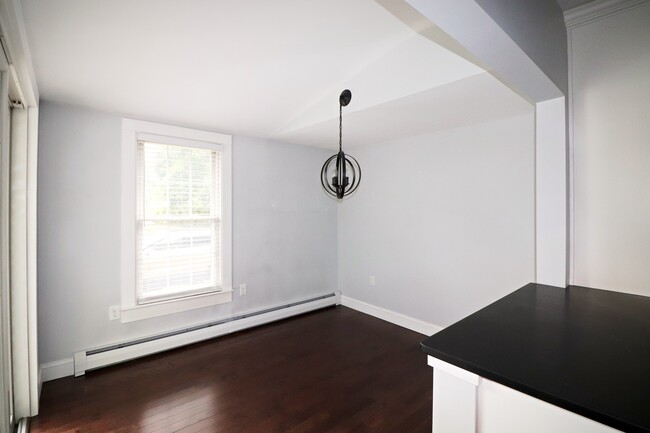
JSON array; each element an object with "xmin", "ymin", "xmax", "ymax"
[{"xmin": 120, "ymin": 119, "xmax": 232, "ymax": 322}]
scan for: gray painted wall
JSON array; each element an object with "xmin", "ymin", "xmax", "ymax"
[
  {"xmin": 37, "ymin": 101, "xmax": 337, "ymax": 364},
  {"xmin": 338, "ymin": 114, "xmax": 535, "ymax": 327}
]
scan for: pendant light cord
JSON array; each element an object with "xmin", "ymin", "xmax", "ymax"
[{"xmin": 339, "ymin": 103, "xmax": 343, "ymax": 152}]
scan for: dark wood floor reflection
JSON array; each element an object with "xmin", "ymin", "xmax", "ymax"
[{"xmin": 31, "ymin": 306, "xmax": 432, "ymax": 432}]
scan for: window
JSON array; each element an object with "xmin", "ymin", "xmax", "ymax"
[
  {"xmin": 137, "ymin": 141, "xmax": 222, "ymax": 304},
  {"xmin": 121, "ymin": 120, "xmax": 232, "ymax": 322}
]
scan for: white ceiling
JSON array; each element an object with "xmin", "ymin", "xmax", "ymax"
[
  {"xmin": 21, "ymin": 0, "xmax": 532, "ymax": 149},
  {"xmin": 277, "ymin": 72, "xmax": 533, "ymax": 148}
]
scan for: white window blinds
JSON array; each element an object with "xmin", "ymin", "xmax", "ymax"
[{"xmin": 136, "ymin": 141, "xmax": 222, "ymax": 304}]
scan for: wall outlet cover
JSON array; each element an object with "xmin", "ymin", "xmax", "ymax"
[
  {"xmin": 109, "ymin": 305, "xmax": 121, "ymax": 320},
  {"xmin": 239, "ymin": 283, "xmax": 247, "ymax": 296}
]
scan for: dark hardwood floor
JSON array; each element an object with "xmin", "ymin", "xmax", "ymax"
[{"xmin": 31, "ymin": 306, "xmax": 432, "ymax": 433}]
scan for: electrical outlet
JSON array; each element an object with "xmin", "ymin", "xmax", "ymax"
[
  {"xmin": 369, "ymin": 276, "xmax": 376, "ymax": 287},
  {"xmin": 239, "ymin": 283, "xmax": 247, "ymax": 296},
  {"xmin": 109, "ymin": 305, "xmax": 121, "ymax": 321}
]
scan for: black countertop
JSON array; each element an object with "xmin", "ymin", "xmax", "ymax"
[{"xmin": 421, "ymin": 283, "xmax": 650, "ymax": 433}]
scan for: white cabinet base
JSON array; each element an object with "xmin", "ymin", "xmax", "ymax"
[
  {"xmin": 433, "ymin": 369, "xmax": 477, "ymax": 432},
  {"xmin": 428, "ymin": 356, "xmax": 620, "ymax": 433}
]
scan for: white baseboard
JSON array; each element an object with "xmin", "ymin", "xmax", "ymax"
[
  {"xmin": 41, "ymin": 292, "xmax": 340, "ymax": 382},
  {"xmin": 340, "ymin": 295, "xmax": 443, "ymax": 336},
  {"xmin": 40, "ymin": 358, "xmax": 74, "ymax": 382}
]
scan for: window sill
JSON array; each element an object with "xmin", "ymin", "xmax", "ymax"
[{"xmin": 120, "ymin": 289, "xmax": 233, "ymax": 323}]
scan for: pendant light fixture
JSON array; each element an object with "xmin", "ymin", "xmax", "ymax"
[{"xmin": 320, "ymin": 89, "xmax": 361, "ymax": 199}]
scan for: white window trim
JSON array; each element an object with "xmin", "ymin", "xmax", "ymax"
[{"xmin": 120, "ymin": 119, "xmax": 232, "ymax": 323}]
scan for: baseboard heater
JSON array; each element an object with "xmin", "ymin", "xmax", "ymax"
[
  {"xmin": 73, "ymin": 292, "xmax": 339, "ymax": 376},
  {"xmin": 15, "ymin": 418, "xmax": 29, "ymax": 433}
]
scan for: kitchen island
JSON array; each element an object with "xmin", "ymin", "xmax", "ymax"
[{"xmin": 421, "ymin": 283, "xmax": 650, "ymax": 433}]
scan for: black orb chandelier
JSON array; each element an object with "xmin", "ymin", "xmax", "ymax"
[{"xmin": 320, "ymin": 89, "xmax": 361, "ymax": 199}]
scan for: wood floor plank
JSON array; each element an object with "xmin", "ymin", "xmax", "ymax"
[{"xmin": 31, "ymin": 306, "xmax": 432, "ymax": 432}]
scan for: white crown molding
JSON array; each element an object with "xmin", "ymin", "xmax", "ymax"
[{"xmin": 564, "ymin": 0, "xmax": 650, "ymax": 29}]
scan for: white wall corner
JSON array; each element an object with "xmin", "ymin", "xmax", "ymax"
[
  {"xmin": 40, "ymin": 358, "xmax": 74, "ymax": 383},
  {"xmin": 535, "ymin": 97, "xmax": 568, "ymax": 288},
  {"xmin": 340, "ymin": 295, "xmax": 443, "ymax": 336},
  {"xmin": 564, "ymin": 0, "xmax": 650, "ymax": 29}
]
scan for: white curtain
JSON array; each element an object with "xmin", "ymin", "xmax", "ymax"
[
  {"xmin": 0, "ymin": 67, "xmax": 14, "ymax": 432},
  {"xmin": 9, "ymin": 106, "xmax": 39, "ymax": 420},
  {"xmin": 0, "ymin": 1, "xmax": 41, "ymax": 428}
]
